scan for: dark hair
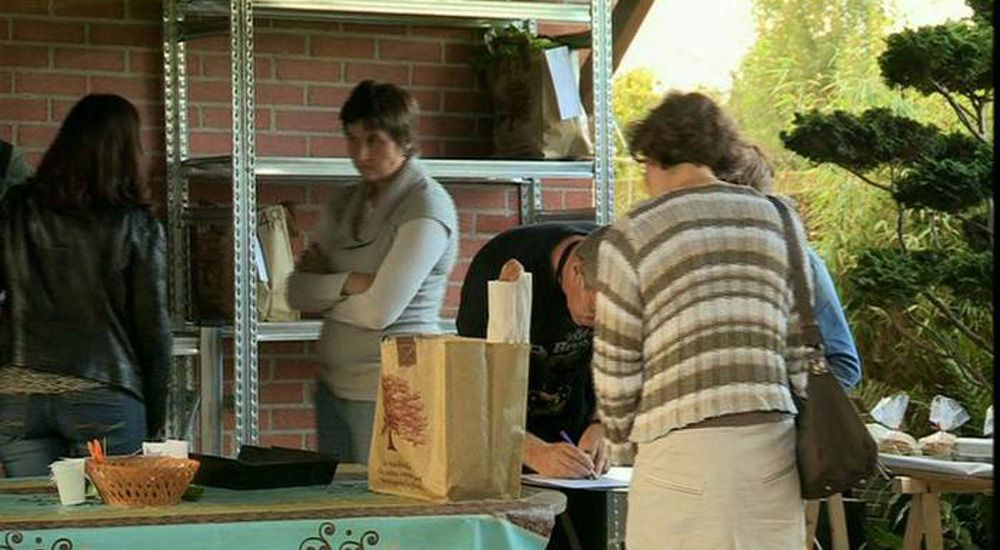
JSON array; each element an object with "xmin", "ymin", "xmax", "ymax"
[
  {"xmin": 32, "ymin": 94, "xmax": 148, "ymax": 209},
  {"xmin": 720, "ymin": 143, "xmax": 774, "ymax": 193},
  {"xmin": 628, "ymin": 91, "xmax": 745, "ymax": 175},
  {"xmin": 339, "ymin": 80, "xmax": 418, "ymax": 154}
]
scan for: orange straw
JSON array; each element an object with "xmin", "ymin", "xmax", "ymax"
[{"xmin": 87, "ymin": 439, "xmax": 106, "ymax": 462}]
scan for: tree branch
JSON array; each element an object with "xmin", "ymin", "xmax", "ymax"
[
  {"xmin": 971, "ymin": 95, "xmax": 988, "ymax": 138},
  {"xmin": 921, "ymin": 291, "xmax": 994, "ymax": 355},
  {"xmin": 902, "ymin": 309, "xmax": 990, "ymax": 388},
  {"xmin": 870, "ymin": 306, "xmax": 951, "ymax": 360},
  {"xmin": 930, "ymin": 79, "xmax": 989, "ymax": 143},
  {"xmin": 953, "ymin": 211, "xmax": 992, "ymax": 237},
  {"xmin": 842, "ymin": 166, "xmax": 893, "ymax": 192},
  {"xmin": 896, "ymin": 206, "xmax": 908, "ymax": 253}
]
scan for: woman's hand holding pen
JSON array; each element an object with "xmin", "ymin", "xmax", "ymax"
[
  {"xmin": 577, "ymin": 423, "xmax": 610, "ymax": 476},
  {"xmin": 524, "ymin": 432, "xmax": 596, "ymax": 479}
]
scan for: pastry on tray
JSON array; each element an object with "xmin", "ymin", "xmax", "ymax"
[
  {"xmin": 918, "ymin": 431, "xmax": 957, "ymax": 458},
  {"xmin": 878, "ymin": 430, "xmax": 918, "ymax": 455}
]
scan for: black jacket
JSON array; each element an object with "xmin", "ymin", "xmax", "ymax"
[{"xmin": 0, "ymin": 185, "xmax": 171, "ymax": 436}]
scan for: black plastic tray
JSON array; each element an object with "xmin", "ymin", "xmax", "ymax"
[{"xmin": 190, "ymin": 445, "xmax": 339, "ymax": 490}]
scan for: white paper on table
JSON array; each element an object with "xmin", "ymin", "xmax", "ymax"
[
  {"xmin": 522, "ymin": 467, "xmax": 632, "ymax": 491},
  {"xmin": 878, "ymin": 453, "xmax": 993, "ymax": 478},
  {"xmin": 544, "ymin": 46, "xmax": 584, "ymax": 120},
  {"xmin": 142, "ymin": 439, "xmax": 189, "ymax": 459},
  {"xmin": 487, "ymin": 272, "xmax": 532, "ymax": 343}
]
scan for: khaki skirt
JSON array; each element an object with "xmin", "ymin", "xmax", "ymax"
[{"xmin": 626, "ymin": 418, "xmax": 804, "ymax": 549}]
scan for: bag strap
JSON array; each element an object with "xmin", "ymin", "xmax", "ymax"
[{"xmin": 766, "ymin": 196, "xmax": 823, "ymax": 348}]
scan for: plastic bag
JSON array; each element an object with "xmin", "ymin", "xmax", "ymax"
[
  {"xmin": 871, "ymin": 393, "xmax": 909, "ymax": 429},
  {"xmin": 870, "ymin": 393, "xmax": 917, "ymax": 455},
  {"xmin": 984, "ymin": 405, "xmax": 993, "ymax": 437},
  {"xmin": 918, "ymin": 395, "xmax": 970, "ymax": 458},
  {"xmin": 928, "ymin": 395, "xmax": 970, "ymax": 432}
]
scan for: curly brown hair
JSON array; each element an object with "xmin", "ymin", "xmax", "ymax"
[{"xmin": 627, "ymin": 91, "xmax": 746, "ymax": 175}]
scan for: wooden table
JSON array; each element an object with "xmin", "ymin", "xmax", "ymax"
[{"xmin": 890, "ymin": 467, "xmax": 993, "ymax": 550}]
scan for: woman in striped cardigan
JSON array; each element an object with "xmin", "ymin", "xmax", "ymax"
[{"xmin": 592, "ymin": 91, "xmax": 813, "ymax": 549}]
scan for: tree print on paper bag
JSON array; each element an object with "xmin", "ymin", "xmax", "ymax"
[{"xmin": 380, "ymin": 375, "xmax": 428, "ymax": 451}]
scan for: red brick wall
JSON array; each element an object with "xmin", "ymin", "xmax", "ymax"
[{"xmin": 0, "ymin": 0, "xmax": 593, "ymax": 454}]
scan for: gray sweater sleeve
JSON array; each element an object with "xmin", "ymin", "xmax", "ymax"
[{"xmin": 323, "ymin": 217, "xmax": 449, "ymax": 330}]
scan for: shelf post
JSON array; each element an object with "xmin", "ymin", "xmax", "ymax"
[
  {"xmin": 163, "ymin": 0, "xmax": 191, "ymax": 324},
  {"xmin": 591, "ymin": 0, "xmax": 615, "ymax": 224},
  {"xmin": 163, "ymin": 0, "xmax": 196, "ymax": 441},
  {"xmin": 519, "ymin": 178, "xmax": 543, "ymax": 224},
  {"xmin": 230, "ymin": 0, "xmax": 260, "ymax": 447}
]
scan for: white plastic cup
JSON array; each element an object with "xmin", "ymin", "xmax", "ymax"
[{"xmin": 49, "ymin": 458, "xmax": 87, "ymax": 506}]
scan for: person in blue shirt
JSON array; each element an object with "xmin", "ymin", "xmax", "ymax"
[
  {"xmin": 722, "ymin": 144, "xmax": 862, "ymax": 390},
  {"xmin": 806, "ymin": 247, "xmax": 862, "ymax": 389}
]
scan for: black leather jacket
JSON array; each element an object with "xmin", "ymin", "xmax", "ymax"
[{"xmin": 0, "ymin": 186, "xmax": 171, "ymax": 436}]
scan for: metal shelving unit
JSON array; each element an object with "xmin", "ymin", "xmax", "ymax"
[
  {"xmin": 162, "ymin": 0, "xmax": 614, "ymax": 454},
  {"xmin": 183, "ymin": 156, "xmax": 595, "ymax": 181}
]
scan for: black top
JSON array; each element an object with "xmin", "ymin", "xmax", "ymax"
[
  {"xmin": 0, "ymin": 185, "xmax": 172, "ymax": 437},
  {"xmin": 456, "ymin": 222, "xmax": 598, "ymax": 443}
]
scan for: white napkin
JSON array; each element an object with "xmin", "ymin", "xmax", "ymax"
[
  {"xmin": 486, "ymin": 272, "xmax": 532, "ymax": 344},
  {"xmin": 142, "ymin": 439, "xmax": 189, "ymax": 459}
]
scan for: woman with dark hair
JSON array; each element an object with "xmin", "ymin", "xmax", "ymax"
[
  {"xmin": 592, "ymin": 91, "xmax": 811, "ymax": 548},
  {"xmin": 287, "ymin": 81, "xmax": 457, "ymax": 463},
  {"xmin": 0, "ymin": 94, "xmax": 171, "ymax": 477}
]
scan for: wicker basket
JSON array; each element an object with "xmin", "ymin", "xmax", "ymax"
[{"xmin": 86, "ymin": 456, "xmax": 200, "ymax": 507}]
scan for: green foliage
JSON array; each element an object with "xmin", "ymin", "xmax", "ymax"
[
  {"xmin": 967, "ymin": 0, "xmax": 994, "ymax": 20},
  {"xmin": 612, "ymin": 68, "xmax": 659, "ymax": 218},
  {"xmin": 472, "ymin": 25, "xmax": 562, "ymax": 72},
  {"xmin": 735, "ymin": 1, "xmax": 993, "ymax": 544},
  {"xmin": 937, "ymin": 251, "xmax": 994, "ymax": 303},
  {"xmin": 782, "ymin": 108, "xmax": 941, "ymax": 170},
  {"xmin": 879, "ymin": 22, "xmax": 993, "ymax": 102},
  {"xmin": 728, "ymin": 0, "xmax": 893, "ymax": 162},
  {"xmin": 894, "ymin": 155, "xmax": 992, "ymax": 212},
  {"xmin": 848, "ymin": 248, "xmax": 930, "ymax": 305},
  {"xmin": 613, "ymin": 68, "xmax": 660, "ymax": 130}
]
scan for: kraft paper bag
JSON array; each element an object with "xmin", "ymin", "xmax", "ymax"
[
  {"xmin": 487, "ymin": 48, "xmax": 592, "ymax": 159},
  {"xmin": 369, "ymin": 335, "xmax": 530, "ymax": 502},
  {"xmin": 189, "ymin": 204, "xmax": 300, "ymax": 322},
  {"xmin": 257, "ymin": 204, "xmax": 299, "ymax": 322}
]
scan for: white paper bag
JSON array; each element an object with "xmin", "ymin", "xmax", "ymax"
[{"xmin": 486, "ymin": 272, "xmax": 532, "ymax": 343}]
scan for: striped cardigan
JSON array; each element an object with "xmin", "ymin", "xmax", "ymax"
[{"xmin": 593, "ymin": 182, "xmax": 814, "ymax": 464}]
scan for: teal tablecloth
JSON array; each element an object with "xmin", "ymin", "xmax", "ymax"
[{"xmin": 0, "ymin": 477, "xmax": 565, "ymax": 550}]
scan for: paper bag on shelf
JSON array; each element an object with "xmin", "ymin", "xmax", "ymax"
[
  {"xmin": 257, "ymin": 204, "xmax": 300, "ymax": 322},
  {"xmin": 368, "ymin": 335, "xmax": 530, "ymax": 502}
]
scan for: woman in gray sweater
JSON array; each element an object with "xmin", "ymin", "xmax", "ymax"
[{"xmin": 287, "ymin": 81, "xmax": 457, "ymax": 464}]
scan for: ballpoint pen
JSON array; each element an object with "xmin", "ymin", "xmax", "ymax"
[{"xmin": 558, "ymin": 430, "xmax": 598, "ymax": 480}]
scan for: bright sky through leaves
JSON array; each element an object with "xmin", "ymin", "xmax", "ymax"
[{"xmin": 616, "ymin": 0, "xmax": 974, "ymax": 93}]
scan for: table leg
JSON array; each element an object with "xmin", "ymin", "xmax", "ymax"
[
  {"xmin": 805, "ymin": 500, "xmax": 820, "ymax": 549},
  {"xmin": 827, "ymin": 494, "xmax": 849, "ymax": 550},
  {"xmin": 921, "ymin": 493, "xmax": 944, "ymax": 550},
  {"xmin": 902, "ymin": 494, "xmax": 924, "ymax": 550},
  {"xmin": 558, "ymin": 510, "xmax": 584, "ymax": 550}
]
